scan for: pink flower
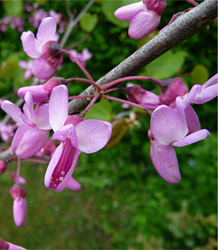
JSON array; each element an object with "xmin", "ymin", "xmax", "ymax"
[
  {"xmin": 21, "ymin": 17, "xmax": 62, "ymax": 79},
  {"xmin": 184, "ymin": 74, "xmax": 218, "ymax": 106},
  {"xmin": 69, "ymin": 48, "xmax": 92, "ymax": 67},
  {"xmin": 0, "ymin": 121, "xmax": 15, "ymax": 142},
  {"xmin": 49, "ymin": 10, "xmax": 62, "ymax": 24},
  {"xmin": 125, "ymin": 84, "xmax": 160, "ymax": 109},
  {"xmin": 0, "ymin": 160, "xmax": 7, "ymax": 174},
  {"xmin": 44, "ymin": 85, "xmax": 112, "ymax": 191},
  {"xmin": 0, "ymin": 237, "xmax": 26, "ymax": 250},
  {"xmin": 18, "ymin": 60, "xmax": 34, "ymax": 79},
  {"xmin": 114, "ymin": 0, "xmax": 166, "ymax": 39},
  {"xmin": 149, "ymin": 96, "xmax": 210, "ymax": 184},
  {"xmin": 10, "ymin": 185, "xmax": 27, "ymax": 227},
  {"xmin": 1, "ymin": 92, "xmax": 51, "ymax": 159},
  {"xmin": 66, "ymin": 177, "xmax": 81, "ymax": 191},
  {"xmin": 18, "ymin": 77, "xmax": 67, "ymax": 103}
]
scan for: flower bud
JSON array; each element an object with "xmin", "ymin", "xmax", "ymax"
[
  {"xmin": 0, "ymin": 160, "xmax": 7, "ymax": 174},
  {"xmin": 159, "ymin": 77, "xmax": 188, "ymax": 105},
  {"xmin": 10, "ymin": 185, "xmax": 27, "ymax": 227},
  {"xmin": 41, "ymin": 41, "xmax": 63, "ymax": 68},
  {"xmin": 43, "ymin": 140, "xmax": 56, "ymax": 157},
  {"xmin": 126, "ymin": 85, "xmax": 160, "ymax": 109},
  {"xmin": 18, "ymin": 77, "xmax": 67, "ymax": 103},
  {"xmin": 144, "ymin": 0, "xmax": 167, "ymax": 15}
]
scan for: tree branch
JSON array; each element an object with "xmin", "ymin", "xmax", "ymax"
[
  {"xmin": 68, "ymin": 0, "xmax": 217, "ymax": 114},
  {"xmin": 60, "ymin": 0, "xmax": 94, "ymax": 47}
]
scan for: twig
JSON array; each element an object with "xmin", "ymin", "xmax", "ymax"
[
  {"xmin": 68, "ymin": 0, "xmax": 217, "ymax": 114},
  {"xmin": 60, "ymin": 0, "xmax": 94, "ymax": 47}
]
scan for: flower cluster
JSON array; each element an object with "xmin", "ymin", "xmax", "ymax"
[{"xmin": 0, "ymin": 4, "xmax": 217, "ymax": 250}]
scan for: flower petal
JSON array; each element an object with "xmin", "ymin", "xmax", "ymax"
[
  {"xmin": 36, "ymin": 17, "xmax": 57, "ymax": 46},
  {"xmin": 13, "ymin": 126, "xmax": 49, "ymax": 159},
  {"xmin": 53, "ymin": 124, "xmax": 78, "ymax": 147},
  {"xmin": 44, "ymin": 143, "xmax": 63, "ymax": 188},
  {"xmin": 151, "ymin": 105, "xmax": 188, "ymax": 145},
  {"xmin": 194, "ymin": 84, "xmax": 218, "ymax": 104},
  {"xmin": 66, "ymin": 177, "xmax": 81, "ymax": 191},
  {"xmin": 150, "ymin": 139, "xmax": 181, "ymax": 184},
  {"xmin": 32, "ymin": 58, "xmax": 57, "ymax": 79},
  {"xmin": 202, "ymin": 73, "xmax": 218, "ymax": 89},
  {"xmin": 1, "ymin": 100, "xmax": 23, "ymax": 124},
  {"xmin": 114, "ymin": 2, "xmax": 145, "ymax": 21},
  {"xmin": 49, "ymin": 85, "xmax": 68, "ymax": 132},
  {"xmin": 18, "ymin": 85, "xmax": 49, "ymax": 103},
  {"xmin": 172, "ymin": 129, "xmax": 210, "ymax": 147},
  {"xmin": 128, "ymin": 10, "xmax": 160, "ymax": 39},
  {"xmin": 55, "ymin": 148, "xmax": 81, "ymax": 192},
  {"xmin": 21, "ymin": 31, "xmax": 41, "ymax": 58},
  {"xmin": 76, "ymin": 120, "xmax": 112, "ymax": 154},
  {"xmin": 23, "ymin": 92, "xmax": 34, "ymax": 123},
  {"xmin": 185, "ymin": 105, "xmax": 201, "ymax": 134},
  {"xmin": 33, "ymin": 103, "xmax": 51, "ymax": 130},
  {"xmin": 184, "ymin": 85, "xmax": 201, "ymax": 107}
]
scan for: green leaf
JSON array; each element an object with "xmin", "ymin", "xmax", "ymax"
[
  {"xmin": 80, "ymin": 13, "xmax": 98, "ymax": 33},
  {"xmin": 85, "ymin": 99, "xmax": 112, "ymax": 121},
  {"xmin": 191, "ymin": 64, "xmax": 209, "ymax": 85},
  {"xmin": 142, "ymin": 50, "xmax": 187, "ymax": 80},
  {"xmin": 3, "ymin": 0, "xmax": 23, "ymax": 17},
  {"xmin": 101, "ymin": 0, "xmax": 137, "ymax": 28}
]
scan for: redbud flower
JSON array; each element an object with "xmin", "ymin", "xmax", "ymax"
[
  {"xmin": 159, "ymin": 77, "xmax": 188, "ymax": 106},
  {"xmin": 0, "ymin": 237, "xmax": 26, "ymax": 250},
  {"xmin": 66, "ymin": 177, "xmax": 81, "ymax": 191},
  {"xmin": 0, "ymin": 160, "xmax": 7, "ymax": 174},
  {"xmin": 10, "ymin": 185, "xmax": 27, "ymax": 227},
  {"xmin": 18, "ymin": 60, "xmax": 34, "ymax": 79},
  {"xmin": 42, "ymin": 140, "xmax": 56, "ymax": 157},
  {"xmin": 125, "ymin": 84, "xmax": 160, "ymax": 109},
  {"xmin": 149, "ymin": 96, "xmax": 210, "ymax": 184},
  {"xmin": 1, "ymin": 92, "xmax": 50, "ymax": 158},
  {"xmin": 21, "ymin": 17, "xmax": 62, "ymax": 79},
  {"xmin": 69, "ymin": 48, "xmax": 92, "ymax": 67},
  {"xmin": 184, "ymin": 74, "xmax": 218, "ymax": 106},
  {"xmin": 0, "ymin": 121, "xmax": 15, "ymax": 142},
  {"xmin": 18, "ymin": 77, "xmax": 67, "ymax": 103},
  {"xmin": 44, "ymin": 85, "xmax": 112, "ymax": 192},
  {"xmin": 114, "ymin": 0, "xmax": 166, "ymax": 39}
]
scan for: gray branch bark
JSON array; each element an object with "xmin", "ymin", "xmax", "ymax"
[{"xmin": 68, "ymin": 0, "xmax": 217, "ymax": 114}]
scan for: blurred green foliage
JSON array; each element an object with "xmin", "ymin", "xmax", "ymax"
[{"xmin": 0, "ymin": 0, "xmax": 217, "ymax": 249}]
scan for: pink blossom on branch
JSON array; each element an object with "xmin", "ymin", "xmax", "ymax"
[
  {"xmin": 21, "ymin": 17, "xmax": 62, "ymax": 79},
  {"xmin": 114, "ymin": 0, "xmax": 166, "ymax": 39},
  {"xmin": 69, "ymin": 48, "xmax": 92, "ymax": 67},
  {"xmin": 149, "ymin": 96, "xmax": 210, "ymax": 184},
  {"xmin": 18, "ymin": 77, "xmax": 67, "ymax": 103},
  {"xmin": 44, "ymin": 85, "xmax": 112, "ymax": 192},
  {"xmin": 1, "ymin": 92, "xmax": 51, "ymax": 159}
]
